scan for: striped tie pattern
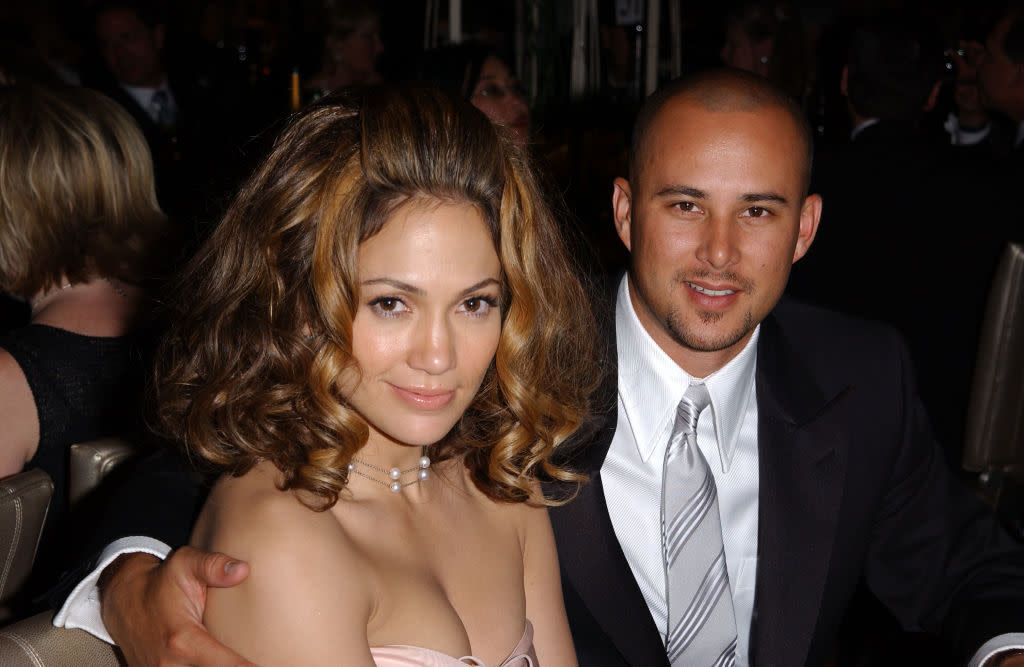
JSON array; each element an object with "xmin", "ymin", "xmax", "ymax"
[{"xmin": 662, "ymin": 383, "xmax": 737, "ymax": 666}]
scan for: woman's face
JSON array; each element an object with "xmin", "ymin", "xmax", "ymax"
[
  {"xmin": 720, "ymin": 21, "xmax": 770, "ymax": 77},
  {"xmin": 342, "ymin": 200, "xmax": 502, "ymax": 448},
  {"xmin": 471, "ymin": 56, "xmax": 530, "ymax": 146},
  {"xmin": 331, "ymin": 16, "xmax": 383, "ymax": 83}
]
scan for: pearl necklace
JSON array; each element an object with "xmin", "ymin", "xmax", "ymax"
[{"xmin": 347, "ymin": 450, "xmax": 431, "ymax": 493}]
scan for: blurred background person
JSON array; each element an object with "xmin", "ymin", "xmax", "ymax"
[
  {"xmin": 416, "ymin": 43, "xmax": 530, "ymax": 147},
  {"xmin": 0, "ymin": 83, "xmax": 170, "ymax": 611},
  {"xmin": 943, "ymin": 4, "xmax": 1024, "ymax": 159},
  {"xmin": 720, "ymin": 1, "xmax": 809, "ymax": 102},
  {"xmin": 788, "ymin": 13, "xmax": 1019, "ymax": 468},
  {"xmin": 87, "ymin": 0, "xmax": 245, "ymax": 241},
  {"xmin": 303, "ymin": 0, "xmax": 384, "ymax": 100},
  {"xmin": 976, "ymin": 4, "xmax": 1024, "ymax": 158}
]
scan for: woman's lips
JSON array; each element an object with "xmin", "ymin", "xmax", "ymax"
[{"xmin": 390, "ymin": 385, "xmax": 456, "ymax": 410}]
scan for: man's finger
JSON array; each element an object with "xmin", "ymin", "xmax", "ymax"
[{"xmin": 176, "ymin": 546, "xmax": 250, "ymax": 588}]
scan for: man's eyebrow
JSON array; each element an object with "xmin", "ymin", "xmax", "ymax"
[
  {"xmin": 654, "ymin": 185, "xmax": 707, "ymax": 199},
  {"xmin": 741, "ymin": 192, "xmax": 789, "ymax": 205}
]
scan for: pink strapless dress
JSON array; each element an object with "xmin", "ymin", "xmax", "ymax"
[{"xmin": 369, "ymin": 620, "xmax": 537, "ymax": 666}]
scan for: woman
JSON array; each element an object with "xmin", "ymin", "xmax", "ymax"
[
  {"xmin": 419, "ymin": 45, "xmax": 531, "ymax": 146},
  {"xmin": 304, "ymin": 0, "xmax": 384, "ymax": 100},
  {"xmin": 157, "ymin": 86, "xmax": 596, "ymax": 665},
  {"xmin": 0, "ymin": 84, "xmax": 167, "ymax": 486}
]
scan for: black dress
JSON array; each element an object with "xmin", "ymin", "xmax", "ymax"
[{"xmin": 1, "ymin": 323, "xmax": 145, "ymax": 611}]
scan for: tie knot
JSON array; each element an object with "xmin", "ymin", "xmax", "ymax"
[{"xmin": 676, "ymin": 383, "xmax": 711, "ymax": 436}]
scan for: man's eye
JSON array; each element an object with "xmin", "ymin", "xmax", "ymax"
[
  {"xmin": 676, "ymin": 202, "xmax": 698, "ymax": 212},
  {"xmin": 747, "ymin": 206, "xmax": 768, "ymax": 217}
]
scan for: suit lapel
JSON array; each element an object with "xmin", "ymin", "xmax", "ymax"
[
  {"xmin": 551, "ymin": 465, "xmax": 670, "ymax": 666},
  {"xmin": 548, "ymin": 300, "xmax": 670, "ymax": 666},
  {"xmin": 750, "ymin": 312, "xmax": 850, "ymax": 666}
]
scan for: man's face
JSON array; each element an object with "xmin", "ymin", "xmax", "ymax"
[
  {"xmin": 613, "ymin": 98, "xmax": 820, "ymax": 376},
  {"xmin": 96, "ymin": 8, "xmax": 164, "ymax": 88},
  {"xmin": 978, "ymin": 12, "xmax": 1020, "ymax": 115}
]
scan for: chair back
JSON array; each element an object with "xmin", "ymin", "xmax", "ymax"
[
  {"xmin": 0, "ymin": 469, "xmax": 53, "ymax": 621},
  {"xmin": 69, "ymin": 437, "xmax": 140, "ymax": 509},
  {"xmin": 0, "ymin": 610, "xmax": 125, "ymax": 666},
  {"xmin": 963, "ymin": 242, "xmax": 1024, "ymax": 475}
]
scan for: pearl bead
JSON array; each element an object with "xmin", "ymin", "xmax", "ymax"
[
  {"xmin": 418, "ymin": 469, "xmax": 429, "ymax": 480},
  {"xmin": 389, "ymin": 481, "xmax": 402, "ymax": 493},
  {"xmin": 389, "ymin": 467, "xmax": 402, "ymax": 480},
  {"xmin": 419, "ymin": 456, "xmax": 430, "ymax": 468},
  {"xmin": 347, "ymin": 462, "xmax": 355, "ymax": 471}
]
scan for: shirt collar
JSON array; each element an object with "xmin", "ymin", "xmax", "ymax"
[
  {"xmin": 850, "ymin": 117, "xmax": 880, "ymax": 141},
  {"xmin": 615, "ymin": 275, "xmax": 759, "ymax": 472},
  {"xmin": 120, "ymin": 80, "xmax": 170, "ymax": 111}
]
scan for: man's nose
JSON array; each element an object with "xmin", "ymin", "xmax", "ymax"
[{"xmin": 696, "ymin": 216, "xmax": 740, "ymax": 269}]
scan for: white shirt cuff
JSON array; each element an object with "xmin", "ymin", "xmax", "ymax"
[
  {"xmin": 969, "ymin": 634, "xmax": 1024, "ymax": 667},
  {"xmin": 51, "ymin": 536, "xmax": 172, "ymax": 643}
]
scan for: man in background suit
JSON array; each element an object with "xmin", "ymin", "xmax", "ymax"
[
  {"xmin": 788, "ymin": 16, "xmax": 1021, "ymax": 466},
  {"xmin": 91, "ymin": 1, "xmax": 191, "ymax": 218},
  {"xmin": 56, "ymin": 70, "xmax": 1024, "ymax": 666}
]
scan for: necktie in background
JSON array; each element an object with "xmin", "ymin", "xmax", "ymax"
[
  {"xmin": 149, "ymin": 89, "xmax": 174, "ymax": 126},
  {"xmin": 662, "ymin": 383, "xmax": 737, "ymax": 666}
]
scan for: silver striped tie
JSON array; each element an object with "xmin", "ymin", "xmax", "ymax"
[{"xmin": 662, "ymin": 383, "xmax": 737, "ymax": 666}]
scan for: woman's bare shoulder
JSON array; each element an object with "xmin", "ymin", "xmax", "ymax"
[
  {"xmin": 194, "ymin": 462, "xmax": 377, "ymax": 666},
  {"xmin": 195, "ymin": 462, "xmax": 360, "ymax": 568}
]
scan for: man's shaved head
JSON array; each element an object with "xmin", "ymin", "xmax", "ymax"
[{"xmin": 629, "ymin": 68, "xmax": 814, "ymax": 194}]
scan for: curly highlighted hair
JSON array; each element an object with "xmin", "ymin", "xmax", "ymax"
[{"xmin": 155, "ymin": 86, "xmax": 598, "ymax": 510}]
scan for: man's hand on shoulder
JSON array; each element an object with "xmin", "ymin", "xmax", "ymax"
[{"xmin": 98, "ymin": 546, "xmax": 255, "ymax": 667}]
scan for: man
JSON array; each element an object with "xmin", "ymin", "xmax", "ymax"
[
  {"xmin": 56, "ymin": 70, "xmax": 1024, "ymax": 666},
  {"xmin": 91, "ymin": 1, "xmax": 187, "ymax": 212},
  {"xmin": 788, "ymin": 17, "xmax": 1020, "ymax": 465},
  {"xmin": 977, "ymin": 6, "xmax": 1024, "ymax": 153},
  {"xmin": 89, "ymin": 1, "xmax": 244, "ymax": 232},
  {"xmin": 945, "ymin": 4, "xmax": 1024, "ymax": 157}
]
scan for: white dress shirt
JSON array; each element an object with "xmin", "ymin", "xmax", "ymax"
[{"xmin": 602, "ymin": 276, "xmax": 760, "ymax": 666}]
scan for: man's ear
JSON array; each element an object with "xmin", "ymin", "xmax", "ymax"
[
  {"xmin": 612, "ymin": 177, "xmax": 633, "ymax": 252},
  {"xmin": 154, "ymin": 24, "xmax": 165, "ymax": 51},
  {"xmin": 793, "ymin": 193, "xmax": 822, "ymax": 263},
  {"xmin": 840, "ymin": 65, "xmax": 849, "ymax": 97}
]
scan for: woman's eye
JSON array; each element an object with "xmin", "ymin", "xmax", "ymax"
[
  {"xmin": 370, "ymin": 297, "xmax": 407, "ymax": 316},
  {"xmin": 476, "ymin": 85, "xmax": 503, "ymax": 98},
  {"xmin": 461, "ymin": 296, "xmax": 498, "ymax": 316}
]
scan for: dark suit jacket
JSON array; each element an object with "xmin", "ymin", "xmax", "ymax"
[
  {"xmin": 549, "ymin": 297, "xmax": 1024, "ymax": 666},
  {"xmin": 790, "ymin": 120, "xmax": 1024, "ymax": 465}
]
